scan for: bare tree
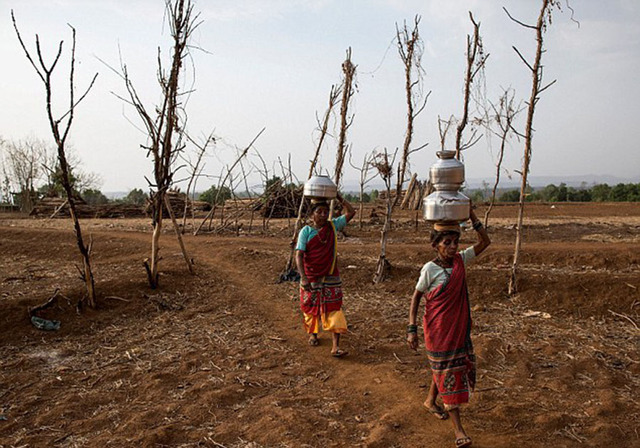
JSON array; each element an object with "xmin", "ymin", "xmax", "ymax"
[
  {"xmin": 181, "ymin": 131, "xmax": 216, "ymax": 231},
  {"xmin": 195, "ymin": 128, "xmax": 265, "ymax": 235},
  {"xmin": 505, "ymin": 0, "xmax": 562, "ymax": 295},
  {"xmin": 395, "ymin": 16, "xmax": 430, "ymax": 206},
  {"xmin": 348, "ymin": 149, "xmax": 376, "ymax": 229},
  {"xmin": 282, "ymin": 85, "xmax": 341, "ymax": 279},
  {"xmin": 484, "ymin": 88, "xmax": 522, "ymax": 227},
  {"xmin": 437, "ymin": 115, "xmax": 456, "ymax": 151},
  {"xmin": 39, "ymin": 146, "xmax": 101, "ymax": 197},
  {"xmin": 278, "ymin": 155, "xmax": 299, "ymax": 232},
  {"xmin": 455, "ymin": 12, "xmax": 489, "ymax": 159},
  {"xmin": 12, "ymin": 11, "xmax": 99, "ymax": 306},
  {"xmin": 0, "ymin": 137, "xmax": 50, "ymax": 212},
  {"xmin": 116, "ymin": 0, "xmax": 200, "ymax": 288},
  {"xmin": 372, "ymin": 149, "xmax": 398, "ymax": 284},
  {"xmin": 331, "ymin": 48, "xmax": 356, "ymax": 218}
]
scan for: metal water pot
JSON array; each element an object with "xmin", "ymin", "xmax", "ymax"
[
  {"xmin": 303, "ymin": 175, "xmax": 337, "ymax": 199},
  {"xmin": 430, "ymin": 150, "xmax": 465, "ymax": 191},
  {"xmin": 423, "ymin": 190, "xmax": 470, "ymax": 222}
]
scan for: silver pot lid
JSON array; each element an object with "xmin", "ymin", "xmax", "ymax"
[{"xmin": 305, "ymin": 175, "xmax": 336, "ymax": 188}]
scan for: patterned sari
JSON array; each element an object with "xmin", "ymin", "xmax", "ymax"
[
  {"xmin": 299, "ymin": 221, "xmax": 347, "ymax": 334},
  {"xmin": 424, "ymin": 253, "xmax": 476, "ymax": 409}
]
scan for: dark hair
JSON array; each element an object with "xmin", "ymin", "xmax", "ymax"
[
  {"xmin": 430, "ymin": 230, "xmax": 460, "ymax": 246},
  {"xmin": 310, "ymin": 200, "xmax": 329, "ymax": 212}
]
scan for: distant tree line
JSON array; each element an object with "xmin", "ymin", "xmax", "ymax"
[
  {"xmin": 471, "ymin": 182, "xmax": 640, "ymax": 203},
  {"xmin": 343, "ymin": 190, "xmax": 380, "ymax": 203}
]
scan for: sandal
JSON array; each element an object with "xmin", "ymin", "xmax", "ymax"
[
  {"xmin": 455, "ymin": 436, "xmax": 472, "ymax": 447},
  {"xmin": 308, "ymin": 336, "xmax": 319, "ymax": 346},
  {"xmin": 424, "ymin": 403, "xmax": 449, "ymax": 420},
  {"xmin": 331, "ymin": 349, "xmax": 348, "ymax": 358}
]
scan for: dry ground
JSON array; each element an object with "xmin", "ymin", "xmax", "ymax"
[{"xmin": 1, "ymin": 202, "xmax": 639, "ymax": 448}]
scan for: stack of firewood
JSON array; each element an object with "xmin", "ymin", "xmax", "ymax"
[
  {"xmin": 29, "ymin": 197, "xmax": 147, "ymax": 218},
  {"xmin": 400, "ymin": 174, "xmax": 429, "ymax": 210},
  {"xmin": 260, "ymin": 185, "xmax": 305, "ymax": 218}
]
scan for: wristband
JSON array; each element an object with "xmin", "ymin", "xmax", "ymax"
[{"xmin": 406, "ymin": 324, "xmax": 418, "ymax": 334}]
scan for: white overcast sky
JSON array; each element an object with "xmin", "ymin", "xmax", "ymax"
[{"xmin": 1, "ymin": 0, "xmax": 638, "ymax": 193}]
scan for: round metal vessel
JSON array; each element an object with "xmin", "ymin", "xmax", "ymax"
[
  {"xmin": 303, "ymin": 175, "xmax": 337, "ymax": 199},
  {"xmin": 423, "ymin": 190, "xmax": 470, "ymax": 222},
  {"xmin": 429, "ymin": 150, "xmax": 465, "ymax": 191}
]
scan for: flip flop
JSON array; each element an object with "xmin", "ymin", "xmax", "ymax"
[
  {"xmin": 331, "ymin": 349, "xmax": 348, "ymax": 358},
  {"xmin": 455, "ymin": 436, "xmax": 472, "ymax": 447},
  {"xmin": 308, "ymin": 337, "xmax": 319, "ymax": 346},
  {"xmin": 424, "ymin": 403, "xmax": 449, "ymax": 420}
]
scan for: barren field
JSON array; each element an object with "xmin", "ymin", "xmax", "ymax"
[{"xmin": 1, "ymin": 202, "xmax": 639, "ymax": 448}]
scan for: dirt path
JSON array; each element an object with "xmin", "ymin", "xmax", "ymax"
[
  {"xmin": 175, "ymin": 235, "xmax": 463, "ymax": 447},
  {"xmin": 1, "ymin": 210, "xmax": 639, "ymax": 447}
]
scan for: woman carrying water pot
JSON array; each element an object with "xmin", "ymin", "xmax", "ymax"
[
  {"xmin": 407, "ymin": 204, "xmax": 490, "ymax": 448},
  {"xmin": 296, "ymin": 193, "xmax": 355, "ymax": 358}
]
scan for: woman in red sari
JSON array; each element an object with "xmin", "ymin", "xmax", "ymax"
[
  {"xmin": 296, "ymin": 193, "xmax": 355, "ymax": 357},
  {"xmin": 407, "ymin": 207, "xmax": 490, "ymax": 448}
]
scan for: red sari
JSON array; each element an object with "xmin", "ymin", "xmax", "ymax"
[
  {"xmin": 424, "ymin": 253, "xmax": 476, "ymax": 408},
  {"xmin": 299, "ymin": 222, "xmax": 345, "ymax": 331}
]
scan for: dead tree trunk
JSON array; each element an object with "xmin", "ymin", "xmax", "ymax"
[
  {"xmin": 330, "ymin": 48, "xmax": 356, "ymax": 218},
  {"xmin": 505, "ymin": 0, "xmax": 560, "ymax": 295},
  {"xmin": 484, "ymin": 89, "xmax": 521, "ymax": 227},
  {"xmin": 164, "ymin": 195, "xmax": 195, "ymax": 274},
  {"xmin": 373, "ymin": 149, "xmax": 397, "ymax": 284},
  {"xmin": 348, "ymin": 150, "xmax": 375, "ymax": 230},
  {"xmin": 394, "ymin": 16, "xmax": 429, "ymax": 206},
  {"xmin": 12, "ymin": 12, "xmax": 98, "ymax": 307},
  {"xmin": 282, "ymin": 85, "xmax": 341, "ymax": 278},
  {"xmin": 455, "ymin": 12, "xmax": 488, "ymax": 159},
  {"xmin": 117, "ymin": 0, "xmax": 199, "ymax": 288}
]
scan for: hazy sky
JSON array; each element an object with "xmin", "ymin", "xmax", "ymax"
[{"xmin": 1, "ymin": 0, "xmax": 638, "ymax": 193}]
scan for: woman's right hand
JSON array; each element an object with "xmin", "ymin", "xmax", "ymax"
[
  {"xmin": 300, "ymin": 277, "xmax": 311, "ymax": 291},
  {"xmin": 407, "ymin": 332, "xmax": 419, "ymax": 351}
]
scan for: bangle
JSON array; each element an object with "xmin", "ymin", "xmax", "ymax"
[
  {"xmin": 406, "ymin": 324, "xmax": 418, "ymax": 334},
  {"xmin": 472, "ymin": 221, "xmax": 483, "ymax": 231}
]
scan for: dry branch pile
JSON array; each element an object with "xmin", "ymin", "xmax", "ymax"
[
  {"xmin": 145, "ymin": 191, "xmax": 210, "ymax": 218},
  {"xmin": 29, "ymin": 197, "xmax": 146, "ymax": 219},
  {"xmin": 28, "ymin": 191, "xmax": 213, "ymax": 220},
  {"xmin": 260, "ymin": 185, "xmax": 305, "ymax": 219}
]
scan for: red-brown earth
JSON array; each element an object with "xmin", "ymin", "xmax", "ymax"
[{"xmin": 1, "ymin": 202, "xmax": 638, "ymax": 447}]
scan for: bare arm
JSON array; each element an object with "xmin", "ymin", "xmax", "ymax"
[
  {"xmin": 295, "ymin": 250, "xmax": 310, "ymax": 291},
  {"xmin": 337, "ymin": 192, "xmax": 356, "ymax": 223},
  {"xmin": 407, "ymin": 289, "xmax": 423, "ymax": 350},
  {"xmin": 470, "ymin": 208, "xmax": 491, "ymax": 256}
]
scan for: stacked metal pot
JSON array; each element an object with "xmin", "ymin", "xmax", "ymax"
[
  {"xmin": 303, "ymin": 175, "xmax": 337, "ymax": 200},
  {"xmin": 423, "ymin": 150, "xmax": 470, "ymax": 223}
]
